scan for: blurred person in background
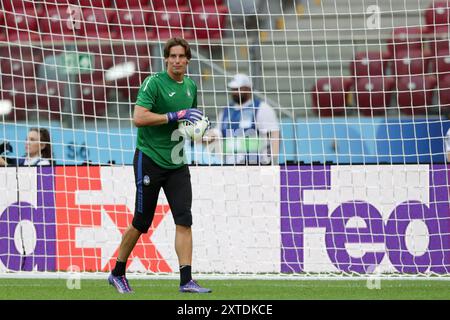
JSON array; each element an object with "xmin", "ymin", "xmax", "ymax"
[
  {"xmin": 204, "ymin": 73, "xmax": 280, "ymax": 165},
  {"xmin": 0, "ymin": 127, "xmax": 53, "ymax": 166}
]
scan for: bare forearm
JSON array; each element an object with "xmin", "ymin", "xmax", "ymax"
[
  {"xmin": 133, "ymin": 106, "xmax": 169, "ymax": 127},
  {"xmin": 0, "ymin": 157, "xmax": 6, "ymax": 166},
  {"xmin": 270, "ymin": 131, "xmax": 280, "ymax": 164}
]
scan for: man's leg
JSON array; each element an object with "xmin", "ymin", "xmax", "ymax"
[
  {"xmin": 163, "ymin": 166, "xmax": 211, "ymax": 293},
  {"xmin": 175, "ymin": 224, "xmax": 192, "ymax": 266},
  {"xmin": 108, "ymin": 225, "xmax": 140, "ymax": 293},
  {"xmin": 116, "ymin": 225, "xmax": 142, "ymax": 264},
  {"xmin": 175, "ymin": 224, "xmax": 193, "ymax": 286}
]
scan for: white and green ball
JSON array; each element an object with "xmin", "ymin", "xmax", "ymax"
[{"xmin": 178, "ymin": 116, "xmax": 210, "ymax": 141}]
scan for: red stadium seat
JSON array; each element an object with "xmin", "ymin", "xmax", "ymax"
[
  {"xmin": 112, "ymin": 9, "xmax": 153, "ymax": 40},
  {"xmin": 115, "ymin": 0, "xmax": 150, "ymax": 9},
  {"xmin": 433, "ymin": 53, "xmax": 450, "ymax": 82},
  {"xmin": 387, "ymin": 27, "xmax": 425, "ymax": 58},
  {"xmin": 189, "ymin": 0, "xmax": 224, "ymax": 10},
  {"xmin": 1, "ymin": 46, "xmax": 42, "ymax": 84},
  {"xmin": 354, "ymin": 76, "xmax": 395, "ymax": 116},
  {"xmin": 110, "ymin": 44, "xmax": 152, "ymax": 99},
  {"xmin": 82, "ymin": 7, "xmax": 115, "ymax": 39},
  {"xmin": 79, "ymin": 0, "xmax": 112, "ymax": 8},
  {"xmin": 350, "ymin": 51, "xmax": 390, "ymax": 80},
  {"xmin": 425, "ymin": 1, "xmax": 450, "ymax": 34},
  {"xmin": 153, "ymin": 7, "xmax": 193, "ymax": 40},
  {"xmin": 437, "ymin": 75, "xmax": 450, "ymax": 113},
  {"xmin": 42, "ymin": 0, "xmax": 78, "ymax": 11},
  {"xmin": 36, "ymin": 80, "xmax": 67, "ymax": 120},
  {"xmin": 430, "ymin": 37, "xmax": 450, "ymax": 57},
  {"xmin": 311, "ymin": 77, "xmax": 353, "ymax": 117},
  {"xmin": 150, "ymin": 0, "xmax": 187, "ymax": 10},
  {"xmin": 191, "ymin": 5, "xmax": 228, "ymax": 39},
  {"xmin": 4, "ymin": 9, "xmax": 40, "ymax": 42},
  {"xmin": 40, "ymin": 6, "xmax": 85, "ymax": 41},
  {"xmin": 391, "ymin": 49, "xmax": 432, "ymax": 78},
  {"xmin": 77, "ymin": 80, "xmax": 108, "ymax": 118},
  {"xmin": 2, "ymin": 0, "xmax": 40, "ymax": 12},
  {"xmin": 1, "ymin": 79, "xmax": 36, "ymax": 120},
  {"xmin": 397, "ymin": 75, "xmax": 437, "ymax": 115}
]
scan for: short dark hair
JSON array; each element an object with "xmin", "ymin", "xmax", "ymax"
[
  {"xmin": 163, "ymin": 37, "xmax": 192, "ymax": 60},
  {"xmin": 29, "ymin": 127, "xmax": 52, "ymax": 161}
]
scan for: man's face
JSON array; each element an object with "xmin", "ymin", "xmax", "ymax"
[
  {"xmin": 231, "ymin": 86, "xmax": 252, "ymax": 105},
  {"xmin": 165, "ymin": 45, "xmax": 189, "ymax": 78}
]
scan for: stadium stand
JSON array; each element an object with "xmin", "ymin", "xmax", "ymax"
[
  {"xmin": 397, "ymin": 74, "xmax": 437, "ymax": 115},
  {"xmin": 4, "ymin": 8, "xmax": 40, "ymax": 42},
  {"xmin": 350, "ymin": 51, "xmax": 390, "ymax": 80},
  {"xmin": 354, "ymin": 76, "xmax": 396, "ymax": 116},
  {"xmin": 81, "ymin": 7, "xmax": 116, "ymax": 40},
  {"xmin": 311, "ymin": 77, "xmax": 353, "ymax": 117},
  {"xmin": 152, "ymin": 6, "xmax": 193, "ymax": 40},
  {"xmin": 111, "ymin": 8, "xmax": 153, "ymax": 40}
]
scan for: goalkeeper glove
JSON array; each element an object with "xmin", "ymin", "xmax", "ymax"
[{"xmin": 167, "ymin": 108, "xmax": 203, "ymax": 124}]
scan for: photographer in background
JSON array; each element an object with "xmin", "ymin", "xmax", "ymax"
[{"xmin": 0, "ymin": 128, "xmax": 53, "ymax": 166}]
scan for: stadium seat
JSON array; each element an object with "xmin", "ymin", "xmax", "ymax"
[
  {"xmin": 150, "ymin": 0, "xmax": 188, "ymax": 10},
  {"xmin": 1, "ymin": 79, "xmax": 36, "ymax": 120},
  {"xmin": 424, "ymin": 0, "xmax": 450, "ymax": 34},
  {"xmin": 153, "ymin": 6, "xmax": 193, "ymax": 40},
  {"xmin": 354, "ymin": 76, "xmax": 395, "ymax": 116},
  {"xmin": 1, "ymin": 58, "xmax": 37, "ymax": 82},
  {"xmin": 77, "ymin": 80, "xmax": 108, "ymax": 118},
  {"xmin": 189, "ymin": 0, "xmax": 224, "ymax": 10},
  {"xmin": 350, "ymin": 51, "xmax": 390, "ymax": 80},
  {"xmin": 4, "ymin": 8, "xmax": 41, "ymax": 42},
  {"xmin": 391, "ymin": 49, "xmax": 432, "ymax": 78},
  {"xmin": 79, "ymin": 0, "xmax": 112, "ymax": 8},
  {"xmin": 82, "ymin": 7, "xmax": 115, "ymax": 39},
  {"xmin": 433, "ymin": 53, "xmax": 450, "ymax": 82},
  {"xmin": 2, "ymin": 0, "xmax": 41, "ymax": 12},
  {"xmin": 191, "ymin": 5, "xmax": 228, "ymax": 39},
  {"xmin": 42, "ymin": 0, "xmax": 78, "ymax": 11},
  {"xmin": 437, "ymin": 75, "xmax": 450, "ymax": 113},
  {"xmin": 311, "ymin": 77, "xmax": 353, "ymax": 117},
  {"xmin": 387, "ymin": 27, "xmax": 425, "ymax": 58},
  {"xmin": 110, "ymin": 44, "xmax": 152, "ymax": 99},
  {"xmin": 1, "ymin": 46, "xmax": 42, "ymax": 84},
  {"xmin": 40, "ymin": 6, "xmax": 85, "ymax": 41},
  {"xmin": 36, "ymin": 80, "xmax": 67, "ymax": 120},
  {"xmin": 112, "ymin": 9, "xmax": 153, "ymax": 40},
  {"xmin": 397, "ymin": 75, "xmax": 437, "ymax": 115},
  {"xmin": 115, "ymin": 0, "xmax": 151, "ymax": 9}
]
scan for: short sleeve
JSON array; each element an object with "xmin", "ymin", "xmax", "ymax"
[
  {"xmin": 256, "ymin": 102, "xmax": 280, "ymax": 132},
  {"xmin": 135, "ymin": 76, "xmax": 157, "ymax": 110}
]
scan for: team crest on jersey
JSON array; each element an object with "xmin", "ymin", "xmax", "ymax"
[
  {"xmin": 143, "ymin": 175, "xmax": 150, "ymax": 186},
  {"xmin": 187, "ymin": 90, "xmax": 191, "ymax": 97}
]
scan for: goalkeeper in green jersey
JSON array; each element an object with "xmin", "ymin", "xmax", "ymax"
[{"xmin": 108, "ymin": 37, "xmax": 211, "ymax": 294}]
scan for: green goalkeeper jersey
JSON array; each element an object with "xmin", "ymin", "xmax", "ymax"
[{"xmin": 135, "ymin": 71, "xmax": 197, "ymax": 169}]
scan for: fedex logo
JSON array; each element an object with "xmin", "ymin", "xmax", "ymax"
[
  {"xmin": 281, "ymin": 165, "xmax": 450, "ymax": 274},
  {"xmin": 0, "ymin": 167, "xmax": 172, "ymax": 272}
]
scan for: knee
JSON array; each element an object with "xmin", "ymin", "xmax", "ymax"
[{"xmin": 132, "ymin": 215, "xmax": 152, "ymax": 234}]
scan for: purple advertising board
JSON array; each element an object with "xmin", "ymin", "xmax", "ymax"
[{"xmin": 281, "ymin": 165, "xmax": 450, "ymax": 274}]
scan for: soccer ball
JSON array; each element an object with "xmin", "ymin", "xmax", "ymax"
[{"xmin": 178, "ymin": 116, "xmax": 210, "ymax": 141}]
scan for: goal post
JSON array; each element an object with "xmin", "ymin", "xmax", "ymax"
[{"xmin": 0, "ymin": 0, "xmax": 449, "ymax": 278}]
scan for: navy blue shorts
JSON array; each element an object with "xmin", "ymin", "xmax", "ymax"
[{"xmin": 132, "ymin": 149, "xmax": 192, "ymax": 233}]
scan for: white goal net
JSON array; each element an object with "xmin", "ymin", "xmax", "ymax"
[{"xmin": 0, "ymin": 0, "xmax": 449, "ymax": 278}]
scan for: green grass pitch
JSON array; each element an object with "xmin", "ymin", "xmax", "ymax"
[{"xmin": 0, "ymin": 279, "xmax": 449, "ymax": 300}]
